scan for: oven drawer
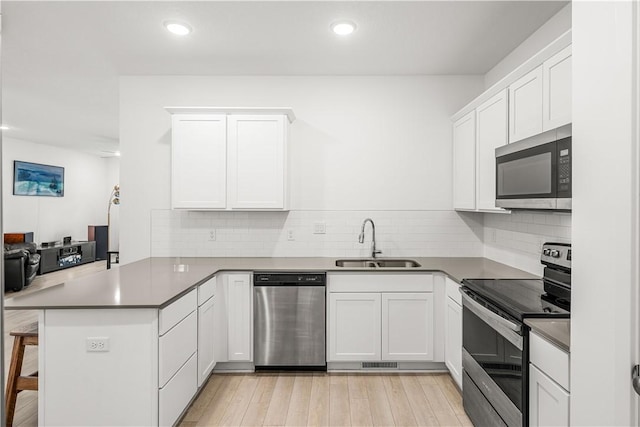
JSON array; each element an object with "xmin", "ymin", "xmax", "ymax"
[{"xmin": 463, "ymin": 372, "xmax": 507, "ymax": 427}]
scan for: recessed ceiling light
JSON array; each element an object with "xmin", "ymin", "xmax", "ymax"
[
  {"xmin": 0, "ymin": 125, "xmax": 9, "ymax": 130},
  {"xmin": 164, "ymin": 21, "xmax": 192, "ymax": 36},
  {"xmin": 331, "ymin": 20, "xmax": 356, "ymax": 36}
]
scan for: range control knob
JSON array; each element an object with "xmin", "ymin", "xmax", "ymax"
[
  {"xmin": 550, "ymin": 250, "xmax": 561, "ymax": 258},
  {"xmin": 543, "ymin": 249, "xmax": 551, "ymax": 256}
]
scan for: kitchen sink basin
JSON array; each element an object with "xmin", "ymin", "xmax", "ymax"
[{"xmin": 335, "ymin": 259, "xmax": 422, "ymax": 268}]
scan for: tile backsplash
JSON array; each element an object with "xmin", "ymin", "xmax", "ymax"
[
  {"xmin": 150, "ymin": 209, "xmax": 570, "ymax": 275},
  {"xmin": 150, "ymin": 210, "xmax": 484, "ymax": 258},
  {"xmin": 483, "ymin": 211, "xmax": 571, "ymax": 274}
]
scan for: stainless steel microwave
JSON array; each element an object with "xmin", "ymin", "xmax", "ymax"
[{"xmin": 495, "ymin": 126, "xmax": 571, "ymax": 211}]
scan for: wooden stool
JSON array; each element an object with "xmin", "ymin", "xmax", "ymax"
[{"xmin": 6, "ymin": 322, "xmax": 39, "ymax": 427}]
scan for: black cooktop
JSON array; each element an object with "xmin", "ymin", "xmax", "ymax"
[{"xmin": 461, "ymin": 278, "xmax": 570, "ymax": 322}]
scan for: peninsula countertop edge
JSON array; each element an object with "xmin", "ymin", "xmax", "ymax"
[{"xmin": 4, "ymin": 256, "xmax": 538, "ymax": 310}]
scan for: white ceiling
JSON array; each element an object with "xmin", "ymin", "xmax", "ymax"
[{"xmin": 2, "ymin": 1, "xmax": 568, "ymax": 155}]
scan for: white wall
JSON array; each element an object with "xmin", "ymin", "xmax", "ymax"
[
  {"xmin": 2, "ymin": 138, "xmax": 115, "ymax": 243},
  {"xmin": 572, "ymin": 2, "xmax": 637, "ymax": 425},
  {"xmin": 484, "ymin": 3, "xmax": 572, "ymax": 89},
  {"xmin": 120, "ymin": 75, "xmax": 484, "ymax": 263}
]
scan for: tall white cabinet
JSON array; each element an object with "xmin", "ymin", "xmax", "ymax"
[
  {"xmin": 167, "ymin": 107, "xmax": 295, "ymax": 211},
  {"xmin": 543, "ymin": 46, "xmax": 572, "ymax": 131},
  {"xmin": 452, "ymin": 111, "xmax": 476, "ymax": 210}
]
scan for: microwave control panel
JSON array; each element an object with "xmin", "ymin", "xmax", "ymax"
[{"xmin": 557, "ymin": 137, "xmax": 572, "ymax": 197}]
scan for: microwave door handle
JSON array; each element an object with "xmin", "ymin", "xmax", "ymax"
[{"xmin": 461, "ymin": 290, "xmax": 524, "ymax": 350}]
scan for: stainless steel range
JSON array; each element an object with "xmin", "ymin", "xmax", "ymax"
[{"xmin": 461, "ymin": 242, "xmax": 571, "ymax": 427}]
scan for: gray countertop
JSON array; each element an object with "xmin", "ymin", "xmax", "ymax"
[
  {"xmin": 525, "ymin": 318, "xmax": 571, "ymax": 352},
  {"xmin": 4, "ymin": 256, "xmax": 537, "ymax": 310}
]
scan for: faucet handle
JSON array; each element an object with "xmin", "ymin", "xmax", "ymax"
[{"xmin": 372, "ymin": 249, "xmax": 382, "ymax": 257}]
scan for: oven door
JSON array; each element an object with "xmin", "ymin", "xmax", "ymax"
[{"xmin": 461, "ymin": 289, "xmax": 524, "ymax": 427}]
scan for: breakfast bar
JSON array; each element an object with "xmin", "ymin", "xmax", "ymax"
[{"xmin": 5, "ymin": 256, "xmax": 535, "ymax": 426}]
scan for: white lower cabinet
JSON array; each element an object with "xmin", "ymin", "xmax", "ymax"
[
  {"xmin": 327, "ymin": 273, "xmax": 434, "ymax": 363},
  {"xmin": 529, "ymin": 331, "xmax": 570, "ymax": 427},
  {"xmin": 382, "ymin": 293, "xmax": 433, "ymax": 361},
  {"xmin": 444, "ymin": 278, "xmax": 462, "ymax": 388},
  {"xmin": 226, "ymin": 273, "xmax": 252, "ymax": 361},
  {"xmin": 529, "ymin": 364, "xmax": 570, "ymax": 427},
  {"xmin": 197, "ymin": 295, "xmax": 216, "ymax": 387},
  {"xmin": 159, "ymin": 353, "xmax": 198, "ymax": 427},
  {"xmin": 329, "ymin": 293, "xmax": 382, "ymax": 361}
]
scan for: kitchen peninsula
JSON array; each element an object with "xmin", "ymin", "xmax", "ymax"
[{"xmin": 5, "ymin": 256, "xmax": 535, "ymax": 426}]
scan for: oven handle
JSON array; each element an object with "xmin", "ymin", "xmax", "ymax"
[{"xmin": 461, "ymin": 289, "xmax": 523, "ymax": 351}]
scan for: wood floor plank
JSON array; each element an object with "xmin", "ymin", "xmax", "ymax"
[
  {"xmin": 219, "ymin": 374, "xmax": 260, "ymax": 426},
  {"xmin": 183, "ymin": 375, "xmax": 225, "ymax": 422},
  {"xmin": 307, "ymin": 374, "xmax": 330, "ymax": 427},
  {"xmin": 329, "ymin": 381, "xmax": 351, "ymax": 426},
  {"xmin": 349, "ymin": 398, "xmax": 373, "ymax": 427},
  {"xmin": 382, "ymin": 375, "xmax": 418, "ymax": 426},
  {"xmin": 364, "ymin": 375, "xmax": 395, "ymax": 427},
  {"xmin": 416, "ymin": 376, "xmax": 461, "ymax": 427},
  {"xmin": 457, "ymin": 412, "xmax": 474, "ymax": 427},
  {"xmin": 399, "ymin": 375, "xmax": 439, "ymax": 427},
  {"xmin": 241, "ymin": 374, "xmax": 279, "ymax": 427},
  {"xmin": 435, "ymin": 374, "xmax": 465, "ymax": 416},
  {"xmin": 347, "ymin": 375, "xmax": 368, "ymax": 400},
  {"xmin": 263, "ymin": 374, "xmax": 295, "ymax": 426},
  {"xmin": 197, "ymin": 374, "xmax": 244, "ymax": 426},
  {"xmin": 285, "ymin": 375, "xmax": 314, "ymax": 426}
]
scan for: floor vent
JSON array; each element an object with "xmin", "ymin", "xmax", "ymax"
[{"xmin": 362, "ymin": 362, "xmax": 398, "ymax": 369}]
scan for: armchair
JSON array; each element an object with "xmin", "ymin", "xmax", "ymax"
[{"xmin": 4, "ymin": 242, "xmax": 41, "ymax": 292}]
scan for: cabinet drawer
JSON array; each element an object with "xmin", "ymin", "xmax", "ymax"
[
  {"xmin": 530, "ymin": 331, "xmax": 570, "ymax": 391},
  {"xmin": 159, "ymin": 289, "xmax": 197, "ymax": 335},
  {"xmin": 329, "ymin": 273, "xmax": 433, "ymax": 293},
  {"xmin": 198, "ymin": 277, "xmax": 217, "ymax": 306},
  {"xmin": 445, "ymin": 277, "xmax": 462, "ymax": 306},
  {"xmin": 160, "ymin": 311, "xmax": 197, "ymax": 387},
  {"xmin": 159, "ymin": 353, "xmax": 197, "ymax": 427}
]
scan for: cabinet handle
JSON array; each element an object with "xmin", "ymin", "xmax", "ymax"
[{"xmin": 632, "ymin": 365, "xmax": 640, "ymax": 396}]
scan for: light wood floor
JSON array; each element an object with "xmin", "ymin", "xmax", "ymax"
[
  {"xmin": 3, "ymin": 262, "xmax": 471, "ymax": 427},
  {"xmin": 179, "ymin": 372, "xmax": 471, "ymax": 427},
  {"xmin": 3, "ymin": 260, "xmax": 108, "ymax": 426}
]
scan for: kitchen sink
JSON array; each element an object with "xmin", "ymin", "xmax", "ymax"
[{"xmin": 335, "ymin": 259, "xmax": 422, "ymax": 268}]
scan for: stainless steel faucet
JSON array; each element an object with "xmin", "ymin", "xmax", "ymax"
[{"xmin": 359, "ymin": 218, "xmax": 382, "ymax": 258}]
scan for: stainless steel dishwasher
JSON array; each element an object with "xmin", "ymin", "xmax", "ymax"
[{"xmin": 253, "ymin": 272, "xmax": 326, "ymax": 370}]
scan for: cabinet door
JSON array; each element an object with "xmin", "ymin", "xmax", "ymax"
[
  {"xmin": 453, "ymin": 111, "xmax": 476, "ymax": 210},
  {"xmin": 543, "ymin": 45, "xmax": 572, "ymax": 131},
  {"xmin": 171, "ymin": 114, "xmax": 227, "ymax": 209},
  {"xmin": 509, "ymin": 66, "xmax": 543, "ymax": 143},
  {"xmin": 197, "ymin": 296, "xmax": 215, "ymax": 387},
  {"xmin": 328, "ymin": 293, "xmax": 381, "ymax": 361},
  {"xmin": 445, "ymin": 297, "xmax": 463, "ymax": 389},
  {"xmin": 227, "ymin": 115, "xmax": 286, "ymax": 210},
  {"xmin": 476, "ymin": 89, "xmax": 508, "ymax": 211},
  {"xmin": 227, "ymin": 274, "xmax": 252, "ymax": 361},
  {"xmin": 529, "ymin": 364, "xmax": 570, "ymax": 427},
  {"xmin": 382, "ymin": 293, "xmax": 434, "ymax": 361}
]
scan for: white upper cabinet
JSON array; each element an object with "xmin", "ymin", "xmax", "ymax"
[
  {"xmin": 453, "ymin": 111, "xmax": 476, "ymax": 210},
  {"xmin": 227, "ymin": 115, "xmax": 286, "ymax": 209},
  {"xmin": 543, "ymin": 45, "xmax": 572, "ymax": 131},
  {"xmin": 168, "ymin": 107, "xmax": 294, "ymax": 211},
  {"xmin": 171, "ymin": 114, "xmax": 227, "ymax": 209},
  {"xmin": 476, "ymin": 89, "xmax": 509, "ymax": 211},
  {"xmin": 509, "ymin": 65, "xmax": 544, "ymax": 143}
]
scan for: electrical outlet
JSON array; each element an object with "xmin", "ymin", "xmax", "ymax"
[
  {"xmin": 313, "ymin": 222, "xmax": 326, "ymax": 234},
  {"xmin": 287, "ymin": 229, "xmax": 295, "ymax": 241},
  {"xmin": 86, "ymin": 337, "xmax": 110, "ymax": 352},
  {"xmin": 208, "ymin": 229, "xmax": 216, "ymax": 241}
]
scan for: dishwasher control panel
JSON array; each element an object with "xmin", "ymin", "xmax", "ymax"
[{"xmin": 253, "ymin": 272, "xmax": 326, "ymax": 286}]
